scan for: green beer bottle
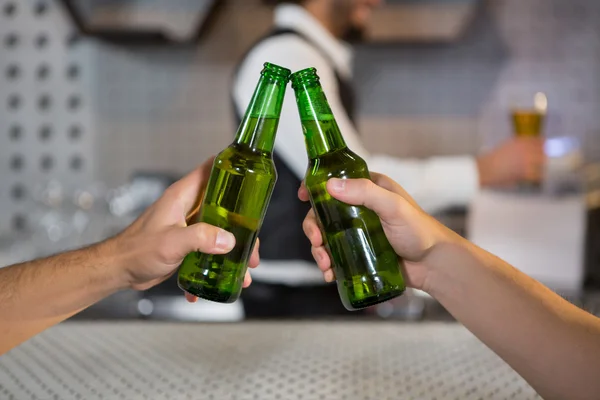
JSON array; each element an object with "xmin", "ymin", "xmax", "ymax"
[
  {"xmin": 178, "ymin": 62, "xmax": 290, "ymax": 303},
  {"xmin": 291, "ymin": 67, "xmax": 406, "ymax": 311}
]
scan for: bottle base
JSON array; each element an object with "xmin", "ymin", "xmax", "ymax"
[
  {"xmin": 177, "ymin": 278, "xmax": 239, "ymax": 304},
  {"xmin": 342, "ymin": 288, "xmax": 405, "ymax": 311}
]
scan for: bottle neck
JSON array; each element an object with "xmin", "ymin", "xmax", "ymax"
[
  {"xmin": 294, "ymin": 81, "xmax": 347, "ymax": 159},
  {"xmin": 234, "ymin": 75, "xmax": 286, "ymax": 154}
]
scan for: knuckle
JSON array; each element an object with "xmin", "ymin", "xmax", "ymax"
[
  {"xmin": 346, "ymin": 178, "xmax": 370, "ymax": 196},
  {"xmin": 303, "ymin": 212, "xmax": 317, "ymax": 232},
  {"xmin": 302, "ymin": 215, "xmax": 313, "ymax": 234},
  {"xmin": 163, "ymin": 182, "xmax": 180, "ymax": 198},
  {"xmin": 355, "ymin": 178, "xmax": 368, "ymax": 189},
  {"xmin": 311, "ymin": 246, "xmax": 330, "ymax": 269},
  {"xmin": 311, "ymin": 246, "xmax": 322, "ymax": 263},
  {"xmin": 194, "ymin": 223, "xmax": 215, "ymax": 248},
  {"xmin": 361, "ymin": 178, "xmax": 375, "ymax": 192},
  {"xmin": 324, "ymin": 270, "xmax": 335, "ymax": 282},
  {"xmin": 160, "ymin": 185, "xmax": 182, "ymax": 207}
]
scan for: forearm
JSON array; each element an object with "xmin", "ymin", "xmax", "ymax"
[
  {"xmin": 426, "ymin": 233, "xmax": 600, "ymax": 399},
  {"xmin": 0, "ymin": 239, "xmax": 129, "ymax": 354}
]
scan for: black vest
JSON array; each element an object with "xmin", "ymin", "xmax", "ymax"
[{"xmin": 232, "ymin": 28, "xmax": 357, "ymax": 264}]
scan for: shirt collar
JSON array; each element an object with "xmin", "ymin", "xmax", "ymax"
[{"xmin": 274, "ymin": 4, "xmax": 353, "ymax": 76}]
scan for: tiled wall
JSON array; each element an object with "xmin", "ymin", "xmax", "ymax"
[
  {"xmin": 0, "ymin": 0, "xmax": 95, "ymax": 234},
  {"xmin": 4, "ymin": 0, "xmax": 599, "ymax": 193}
]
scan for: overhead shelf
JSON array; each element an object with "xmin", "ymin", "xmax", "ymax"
[
  {"xmin": 366, "ymin": 0, "xmax": 480, "ymax": 43},
  {"xmin": 59, "ymin": 0, "xmax": 225, "ymax": 46}
]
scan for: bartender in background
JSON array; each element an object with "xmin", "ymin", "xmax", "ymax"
[{"xmin": 232, "ymin": 0, "xmax": 544, "ymax": 317}]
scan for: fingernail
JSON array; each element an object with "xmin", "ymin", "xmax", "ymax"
[
  {"xmin": 216, "ymin": 230, "xmax": 235, "ymax": 250},
  {"xmin": 329, "ymin": 179, "xmax": 345, "ymax": 193}
]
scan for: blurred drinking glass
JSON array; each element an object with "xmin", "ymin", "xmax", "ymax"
[
  {"xmin": 511, "ymin": 92, "xmax": 547, "ymax": 138},
  {"xmin": 511, "ymin": 92, "xmax": 548, "ymax": 190}
]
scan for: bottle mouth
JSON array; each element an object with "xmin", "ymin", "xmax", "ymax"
[
  {"xmin": 291, "ymin": 67, "xmax": 320, "ymax": 90},
  {"xmin": 262, "ymin": 62, "xmax": 292, "ymax": 82}
]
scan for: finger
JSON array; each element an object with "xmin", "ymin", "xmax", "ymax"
[
  {"xmin": 302, "ymin": 209, "xmax": 323, "ymax": 247},
  {"xmin": 249, "ymin": 239, "xmax": 260, "ymax": 269},
  {"xmin": 370, "ymin": 172, "xmax": 399, "ymax": 192},
  {"xmin": 524, "ymin": 151, "xmax": 547, "ymax": 182},
  {"xmin": 526, "ymin": 139, "xmax": 546, "ymax": 157},
  {"xmin": 311, "ymin": 246, "xmax": 331, "ymax": 272},
  {"xmin": 169, "ymin": 223, "xmax": 235, "ymax": 260},
  {"xmin": 243, "ymin": 270, "xmax": 252, "ymax": 288},
  {"xmin": 530, "ymin": 137, "xmax": 545, "ymax": 146},
  {"xmin": 530, "ymin": 150, "xmax": 546, "ymax": 163},
  {"xmin": 519, "ymin": 138, "xmax": 546, "ymax": 161},
  {"xmin": 327, "ymin": 178, "xmax": 412, "ymax": 222},
  {"xmin": 524, "ymin": 161, "xmax": 544, "ymax": 182},
  {"xmin": 516, "ymin": 136, "xmax": 543, "ymax": 145},
  {"xmin": 301, "ymin": 174, "xmax": 420, "ymax": 210},
  {"xmin": 323, "ymin": 269, "xmax": 335, "ymax": 283},
  {"xmin": 298, "ymin": 181, "xmax": 310, "ymax": 202},
  {"xmin": 185, "ymin": 293, "xmax": 199, "ymax": 303},
  {"xmin": 370, "ymin": 172, "xmax": 421, "ymax": 210}
]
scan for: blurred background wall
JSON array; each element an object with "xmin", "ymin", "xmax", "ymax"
[{"xmin": 1, "ymin": 0, "xmax": 600, "ymax": 236}]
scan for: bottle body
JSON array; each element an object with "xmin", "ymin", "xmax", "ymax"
[
  {"xmin": 305, "ymin": 146, "xmax": 406, "ymax": 310},
  {"xmin": 177, "ymin": 63, "xmax": 291, "ymax": 303},
  {"xmin": 177, "ymin": 62, "xmax": 289, "ymax": 304},
  {"xmin": 292, "ymin": 67, "xmax": 406, "ymax": 311},
  {"xmin": 178, "ymin": 140, "xmax": 277, "ymax": 303}
]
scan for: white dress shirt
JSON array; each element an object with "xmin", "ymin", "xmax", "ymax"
[{"xmin": 233, "ymin": 4, "xmax": 479, "ymax": 285}]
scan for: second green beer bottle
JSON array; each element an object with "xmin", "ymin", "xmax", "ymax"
[
  {"xmin": 178, "ymin": 62, "xmax": 291, "ymax": 303},
  {"xmin": 291, "ymin": 67, "xmax": 406, "ymax": 311}
]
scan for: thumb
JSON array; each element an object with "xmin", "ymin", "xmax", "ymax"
[
  {"xmin": 327, "ymin": 178, "xmax": 410, "ymax": 223},
  {"xmin": 166, "ymin": 223, "xmax": 236, "ymax": 259}
]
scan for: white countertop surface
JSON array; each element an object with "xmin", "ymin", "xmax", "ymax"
[{"xmin": 0, "ymin": 321, "xmax": 540, "ymax": 400}]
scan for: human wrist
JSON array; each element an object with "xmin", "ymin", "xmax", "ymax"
[
  {"xmin": 476, "ymin": 155, "xmax": 492, "ymax": 187},
  {"xmin": 419, "ymin": 225, "xmax": 471, "ymax": 295},
  {"xmin": 95, "ymin": 236, "xmax": 136, "ymax": 291}
]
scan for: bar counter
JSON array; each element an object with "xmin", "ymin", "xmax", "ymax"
[{"xmin": 0, "ymin": 322, "xmax": 540, "ymax": 399}]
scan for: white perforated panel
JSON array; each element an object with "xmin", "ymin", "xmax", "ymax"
[
  {"xmin": 0, "ymin": 322, "xmax": 541, "ymax": 400},
  {"xmin": 0, "ymin": 0, "xmax": 94, "ymax": 235}
]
